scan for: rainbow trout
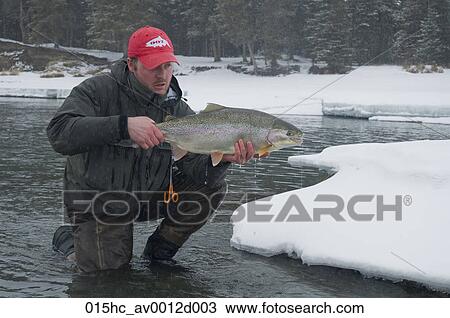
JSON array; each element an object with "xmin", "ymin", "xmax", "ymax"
[{"xmin": 157, "ymin": 103, "xmax": 303, "ymax": 166}]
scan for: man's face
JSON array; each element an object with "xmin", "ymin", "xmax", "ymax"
[{"xmin": 128, "ymin": 58, "xmax": 173, "ymax": 95}]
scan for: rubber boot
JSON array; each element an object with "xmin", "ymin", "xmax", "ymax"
[
  {"xmin": 142, "ymin": 231, "xmax": 179, "ymax": 266},
  {"xmin": 52, "ymin": 225, "xmax": 75, "ymax": 258}
]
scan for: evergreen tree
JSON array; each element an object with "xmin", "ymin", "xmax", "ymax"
[
  {"xmin": 86, "ymin": 0, "xmax": 158, "ymax": 53},
  {"xmin": 373, "ymin": 0, "xmax": 397, "ymax": 64},
  {"xmin": 26, "ymin": 0, "xmax": 87, "ymax": 47},
  {"xmin": 392, "ymin": 29, "xmax": 410, "ymax": 63},
  {"xmin": 259, "ymin": 0, "xmax": 300, "ymax": 69},
  {"xmin": 303, "ymin": 0, "xmax": 329, "ymax": 65},
  {"xmin": 65, "ymin": 0, "xmax": 88, "ymax": 47},
  {"xmin": 216, "ymin": 0, "xmax": 260, "ymax": 68},
  {"xmin": 184, "ymin": 0, "xmax": 222, "ymax": 61},
  {"xmin": 416, "ymin": 6, "xmax": 447, "ymax": 64},
  {"xmin": 348, "ymin": 0, "xmax": 379, "ymax": 65},
  {"xmin": 323, "ymin": 0, "xmax": 352, "ymax": 72},
  {"xmin": 428, "ymin": 0, "xmax": 450, "ymax": 64},
  {"xmin": 284, "ymin": 0, "xmax": 305, "ymax": 59},
  {"xmin": 347, "ymin": 0, "xmax": 397, "ymax": 65},
  {"xmin": 0, "ymin": 0, "xmax": 446, "ymax": 68},
  {"xmin": 1, "ymin": 0, "xmax": 18, "ymax": 40},
  {"xmin": 393, "ymin": 0, "xmax": 449, "ymax": 65},
  {"xmin": 392, "ymin": 0, "xmax": 428, "ymax": 64},
  {"xmin": 153, "ymin": 0, "xmax": 191, "ymax": 55},
  {"xmin": 304, "ymin": 0, "xmax": 352, "ymax": 73},
  {"xmin": 28, "ymin": 0, "xmax": 69, "ymax": 45},
  {"xmin": 347, "ymin": 0, "xmax": 398, "ymax": 65},
  {"xmin": 0, "ymin": 0, "xmax": 31, "ymax": 42}
]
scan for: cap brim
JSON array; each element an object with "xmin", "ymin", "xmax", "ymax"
[{"xmin": 138, "ymin": 53, "xmax": 179, "ymax": 70}]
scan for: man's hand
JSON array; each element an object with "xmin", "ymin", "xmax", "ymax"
[
  {"xmin": 222, "ymin": 139, "xmax": 267, "ymax": 164},
  {"xmin": 127, "ymin": 117, "xmax": 165, "ymax": 149}
]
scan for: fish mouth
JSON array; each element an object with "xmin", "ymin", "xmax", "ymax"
[{"xmin": 290, "ymin": 136, "xmax": 303, "ymax": 145}]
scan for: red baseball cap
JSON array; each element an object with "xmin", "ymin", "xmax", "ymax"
[{"xmin": 127, "ymin": 26, "xmax": 179, "ymax": 70}]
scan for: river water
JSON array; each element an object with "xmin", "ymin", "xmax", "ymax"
[{"xmin": 0, "ymin": 97, "xmax": 448, "ymax": 297}]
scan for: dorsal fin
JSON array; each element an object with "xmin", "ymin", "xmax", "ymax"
[
  {"xmin": 164, "ymin": 115, "xmax": 177, "ymax": 122},
  {"xmin": 201, "ymin": 103, "xmax": 227, "ymax": 113}
]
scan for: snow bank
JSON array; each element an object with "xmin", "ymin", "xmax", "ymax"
[
  {"xmin": 0, "ymin": 87, "xmax": 71, "ymax": 99},
  {"xmin": 0, "ymin": 72, "xmax": 83, "ymax": 99},
  {"xmin": 1, "ymin": 54, "xmax": 449, "ymax": 118},
  {"xmin": 177, "ymin": 65, "xmax": 323, "ymax": 115},
  {"xmin": 323, "ymin": 104, "xmax": 450, "ymax": 118},
  {"xmin": 1, "ymin": 38, "xmax": 123, "ymax": 62},
  {"xmin": 369, "ymin": 116, "xmax": 450, "ymax": 126},
  {"xmin": 59, "ymin": 46, "xmax": 123, "ymax": 62},
  {"xmin": 0, "ymin": 55, "xmax": 323, "ymax": 114},
  {"xmin": 0, "ymin": 38, "xmax": 34, "ymax": 46},
  {"xmin": 178, "ymin": 64, "xmax": 450, "ymax": 116},
  {"xmin": 320, "ymin": 66, "xmax": 450, "ymax": 118},
  {"xmin": 320, "ymin": 66, "xmax": 450, "ymax": 106},
  {"xmin": 231, "ymin": 140, "xmax": 450, "ymax": 292}
]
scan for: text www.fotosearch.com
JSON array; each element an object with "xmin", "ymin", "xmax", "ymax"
[{"xmin": 224, "ymin": 301, "xmax": 364, "ymax": 315}]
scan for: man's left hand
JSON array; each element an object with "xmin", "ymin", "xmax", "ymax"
[{"xmin": 222, "ymin": 139, "xmax": 257, "ymax": 164}]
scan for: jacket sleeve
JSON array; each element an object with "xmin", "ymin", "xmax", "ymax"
[
  {"xmin": 47, "ymin": 78, "xmax": 122, "ymax": 156},
  {"xmin": 174, "ymin": 100, "xmax": 231, "ymax": 188}
]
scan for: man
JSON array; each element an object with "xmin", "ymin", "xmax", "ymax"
[{"xmin": 48, "ymin": 26, "xmax": 256, "ymax": 272}]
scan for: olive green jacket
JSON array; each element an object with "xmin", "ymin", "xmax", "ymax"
[{"xmin": 47, "ymin": 60, "xmax": 229, "ymax": 219}]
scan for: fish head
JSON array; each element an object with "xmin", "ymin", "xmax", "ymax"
[{"xmin": 267, "ymin": 118, "xmax": 304, "ymax": 149}]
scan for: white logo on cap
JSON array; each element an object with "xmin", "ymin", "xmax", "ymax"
[{"xmin": 145, "ymin": 36, "xmax": 171, "ymax": 48}]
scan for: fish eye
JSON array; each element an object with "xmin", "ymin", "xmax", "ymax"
[{"xmin": 287, "ymin": 131, "xmax": 293, "ymax": 136}]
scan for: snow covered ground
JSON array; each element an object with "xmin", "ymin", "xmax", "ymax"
[
  {"xmin": 231, "ymin": 140, "xmax": 450, "ymax": 292},
  {"xmin": 1, "ymin": 52, "xmax": 449, "ymax": 118},
  {"xmin": 50, "ymin": 45, "xmax": 123, "ymax": 62},
  {"xmin": 0, "ymin": 72, "xmax": 80, "ymax": 98},
  {"xmin": 0, "ymin": 38, "xmax": 124, "ymax": 62},
  {"xmin": 369, "ymin": 116, "xmax": 450, "ymax": 126}
]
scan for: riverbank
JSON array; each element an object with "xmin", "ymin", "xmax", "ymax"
[{"xmin": 1, "ymin": 54, "xmax": 449, "ymax": 122}]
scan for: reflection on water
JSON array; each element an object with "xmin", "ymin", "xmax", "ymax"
[{"xmin": 0, "ymin": 98, "xmax": 449, "ymax": 297}]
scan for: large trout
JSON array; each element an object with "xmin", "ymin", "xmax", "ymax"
[{"xmin": 157, "ymin": 103, "xmax": 303, "ymax": 166}]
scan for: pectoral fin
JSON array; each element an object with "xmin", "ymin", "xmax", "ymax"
[
  {"xmin": 172, "ymin": 144, "xmax": 188, "ymax": 161},
  {"xmin": 257, "ymin": 145, "xmax": 273, "ymax": 157},
  {"xmin": 210, "ymin": 152, "xmax": 224, "ymax": 166}
]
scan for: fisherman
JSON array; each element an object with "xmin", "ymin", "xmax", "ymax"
[{"xmin": 48, "ymin": 26, "xmax": 256, "ymax": 272}]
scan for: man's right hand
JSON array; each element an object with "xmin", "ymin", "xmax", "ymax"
[{"xmin": 127, "ymin": 117, "xmax": 165, "ymax": 149}]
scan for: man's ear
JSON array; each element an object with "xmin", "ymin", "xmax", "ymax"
[{"xmin": 127, "ymin": 58, "xmax": 137, "ymax": 73}]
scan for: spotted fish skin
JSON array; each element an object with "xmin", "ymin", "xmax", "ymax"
[{"xmin": 157, "ymin": 103, "xmax": 303, "ymax": 165}]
